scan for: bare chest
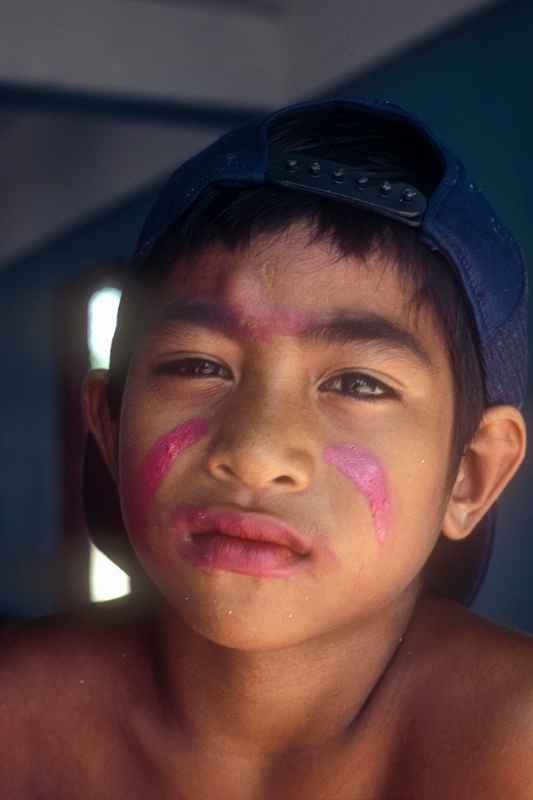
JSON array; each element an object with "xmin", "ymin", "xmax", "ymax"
[
  {"xmin": 4, "ymin": 737, "xmax": 507, "ymax": 800},
  {"xmin": 3, "ymin": 703, "xmax": 512, "ymax": 800}
]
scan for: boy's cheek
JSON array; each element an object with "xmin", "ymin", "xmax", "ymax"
[
  {"xmin": 325, "ymin": 434, "xmax": 449, "ymax": 578},
  {"xmin": 118, "ymin": 416, "xmax": 210, "ymax": 543},
  {"xmin": 386, "ymin": 454, "xmax": 451, "ymax": 570},
  {"xmin": 116, "ymin": 386, "xmax": 448, "ymax": 575},
  {"xmin": 324, "ymin": 443, "xmax": 391, "ymax": 544}
]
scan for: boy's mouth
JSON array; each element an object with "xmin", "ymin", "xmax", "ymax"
[
  {"xmin": 184, "ymin": 531, "xmax": 306, "ymax": 578},
  {"xmin": 173, "ymin": 504, "xmax": 317, "ymax": 578}
]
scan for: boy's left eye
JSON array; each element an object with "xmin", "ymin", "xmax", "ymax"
[
  {"xmin": 153, "ymin": 357, "xmax": 231, "ymax": 379},
  {"xmin": 319, "ymin": 372, "xmax": 395, "ymax": 400}
]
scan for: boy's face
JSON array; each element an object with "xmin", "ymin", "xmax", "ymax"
[{"xmin": 109, "ymin": 224, "xmax": 457, "ymax": 648}]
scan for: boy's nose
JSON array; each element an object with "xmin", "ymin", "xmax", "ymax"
[{"xmin": 204, "ymin": 392, "xmax": 316, "ymax": 495}]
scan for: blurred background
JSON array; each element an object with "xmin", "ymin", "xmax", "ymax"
[{"xmin": 1, "ymin": 0, "xmax": 532, "ymax": 628}]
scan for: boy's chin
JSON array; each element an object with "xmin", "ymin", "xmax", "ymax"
[
  {"xmin": 146, "ymin": 576, "xmax": 334, "ymax": 651},
  {"xmin": 183, "ymin": 614, "xmax": 312, "ymax": 652}
]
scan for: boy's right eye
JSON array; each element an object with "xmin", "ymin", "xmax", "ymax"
[{"xmin": 153, "ymin": 357, "xmax": 232, "ymax": 380}]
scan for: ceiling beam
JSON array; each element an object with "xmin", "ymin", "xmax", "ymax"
[{"xmin": 2, "ymin": 0, "xmax": 285, "ymax": 109}]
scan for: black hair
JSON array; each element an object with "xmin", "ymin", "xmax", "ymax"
[{"xmin": 108, "ymin": 107, "xmax": 487, "ymax": 477}]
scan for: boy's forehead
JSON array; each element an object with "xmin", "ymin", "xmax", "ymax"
[
  {"xmin": 164, "ymin": 228, "xmax": 401, "ymax": 320},
  {"xmin": 151, "ymin": 230, "xmax": 447, "ymax": 369},
  {"xmin": 175, "ymin": 228, "xmax": 341, "ymax": 293}
]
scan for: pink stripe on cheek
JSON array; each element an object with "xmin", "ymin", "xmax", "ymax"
[
  {"xmin": 324, "ymin": 443, "xmax": 391, "ymax": 544},
  {"xmin": 123, "ymin": 417, "xmax": 209, "ymax": 537}
]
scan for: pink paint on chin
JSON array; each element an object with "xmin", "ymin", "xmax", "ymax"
[
  {"xmin": 123, "ymin": 417, "xmax": 209, "ymax": 537},
  {"xmin": 324, "ymin": 443, "xmax": 390, "ymax": 543}
]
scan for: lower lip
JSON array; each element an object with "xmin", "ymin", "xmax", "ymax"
[{"xmin": 180, "ymin": 532, "xmax": 308, "ymax": 578}]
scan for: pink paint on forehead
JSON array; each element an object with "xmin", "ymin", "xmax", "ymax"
[
  {"xmin": 324, "ymin": 443, "xmax": 390, "ymax": 543},
  {"xmin": 123, "ymin": 417, "xmax": 209, "ymax": 537},
  {"xmin": 172, "ymin": 287, "xmax": 329, "ymax": 342},
  {"xmin": 249, "ymin": 308, "xmax": 309, "ymax": 337},
  {"xmin": 227, "ymin": 300, "xmax": 311, "ymax": 340},
  {"xmin": 229, "ymin": 270, "xmax": 312, "ymax": 338}
]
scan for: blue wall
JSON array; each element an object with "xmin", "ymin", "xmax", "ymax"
[{"xmin": 2, "ymin": 0, "xmax": 532, "ymax": 627}]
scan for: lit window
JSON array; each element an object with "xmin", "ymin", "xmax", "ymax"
[
  {"xmin": 87, "ymin": 286, "xmax": 131, "ymax": 602},
  {"xmin": 88, "ymin": 286, "xmax": 122, "ymax": 369}
]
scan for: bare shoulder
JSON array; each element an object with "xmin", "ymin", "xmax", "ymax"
[
  {"xmin": 401, "ymin": 594, "xmax": 533, "ymax": 797},
  {"xmin": 458, "ymin": 605, "xmax": 533, "ymax": 796},
  {"xmin": 0, "ymin": 598, "xmax": 153, "ymax": 793},
  {"xmin": 417, "ymin": 593, "xmax": 533, "ymax": 702},
  {"xmin": 0, "ymin": 596, "xmax": 150, "ymax": 683}
]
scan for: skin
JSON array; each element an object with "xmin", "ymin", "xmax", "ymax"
[
  {"xmin": 116, "ymin": 232, "xmax": 450, "ymax": 653},
  {"xmin": 122, "ymin": 418, "xmax": 210, "ymax": 538},
  {"xmin": 323, "ymin": 443, "xmax": 390, "ymax": 544},
  {"xmin": 0, "ymin": 223, "xmax": 530, "ymax": 799}
]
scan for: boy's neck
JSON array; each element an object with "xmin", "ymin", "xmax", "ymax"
[{"xmin": 146, "ymin": 583, "xmax": 420, "ymax": 760}]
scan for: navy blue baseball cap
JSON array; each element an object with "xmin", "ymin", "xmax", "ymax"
[{"xmin": 84, "ymin": 96, "xmax": 527, "ymax": 606}]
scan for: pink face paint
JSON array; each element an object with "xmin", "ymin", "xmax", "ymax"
[
  {"xmin": 324, "ymin": 443, "xmax": 390, "ymax": 544},
  {"xmin": 122, "ymin": 417, "xmax": 209, "ymax": 538},
  {"xmin": 165, "ymin": 295, "xmax": 317, "ymax": 342},
  {"xmin": 231, "ymin": 293, "xmax": 314, "ymax": 340}
]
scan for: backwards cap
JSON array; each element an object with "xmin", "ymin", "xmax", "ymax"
[{"xmin": 85, "ymin": 96, "xmax": 528, "ymax": 605}]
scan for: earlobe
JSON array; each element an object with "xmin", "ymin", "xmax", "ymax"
[
  {"xmin": 442, "ymin": 405, "xmax": 526, "ymax": 541},
  {"xmin": 82, "ymin": 369, "xmax": 119, "ymax": 482}
]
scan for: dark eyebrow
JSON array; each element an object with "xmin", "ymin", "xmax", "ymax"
[
  {"xmin": 158, "ymin": 298, "xmax": 433, "ymax": 369},
  {"xmin": 302, "ymin": 313, "xmax": 434, "ymax": 368}
]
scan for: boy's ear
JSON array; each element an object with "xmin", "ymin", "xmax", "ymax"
[
  {"xmin": 442, "ymin": 405, "xmax": 526, "ymax": 541},
  {"xmin": 82, "ymin": 369, "xmax": 119, "ymax": 482}
]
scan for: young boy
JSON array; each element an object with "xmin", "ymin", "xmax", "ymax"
[{"xmin": 2, "ymin": 97, "xmax": 532, "ymax": 798}]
